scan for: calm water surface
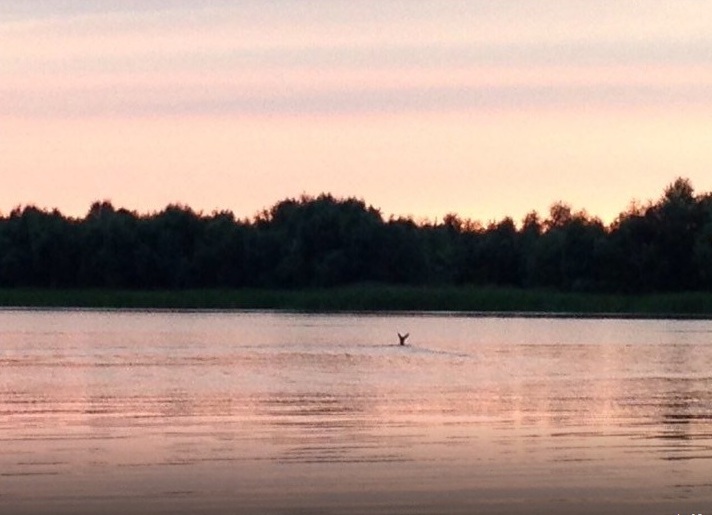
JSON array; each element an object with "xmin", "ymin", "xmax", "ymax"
[{"xmin": 1, "ymin": 310, "xmax": 712, "ymax": 515}]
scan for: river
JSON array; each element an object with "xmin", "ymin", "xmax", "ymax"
[{"xmin": 1, "ymin": 309, "xmax": 711, "ymax": 514}]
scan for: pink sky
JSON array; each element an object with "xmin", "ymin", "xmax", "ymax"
[{"xmin": 3, "ymin": 1, "xmax": 712, "ymax": 224}]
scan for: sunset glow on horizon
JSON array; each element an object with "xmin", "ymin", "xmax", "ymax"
[{"xmin": 3, "ymin": 1, "xmax": 712, "ymax": 224}]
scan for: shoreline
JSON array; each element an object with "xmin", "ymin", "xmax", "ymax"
[
  {"xmin": 2, "ymin": 286, "xmax": 712, "ymax": 319},
  {"xmin": 2, "ymin": 306, "xmax": 711, "ymax": 320}
]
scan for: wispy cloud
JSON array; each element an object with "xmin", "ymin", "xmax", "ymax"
[{"xmin": 3, "ymin": 1, "xmax": 712, "ymax": 118}]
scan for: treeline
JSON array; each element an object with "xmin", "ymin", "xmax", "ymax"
[{"xmin": 1, "ymin": 178, "xmax": 711, "ymax": 293}]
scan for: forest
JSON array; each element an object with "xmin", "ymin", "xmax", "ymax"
[{"xmin": 1, "ymin": 178, "xmax": 711, "ymax": 294}]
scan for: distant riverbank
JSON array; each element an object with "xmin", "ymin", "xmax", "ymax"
[{"xmin": 2, "ymin": 286, "xmax": 712, "ymax": 318}]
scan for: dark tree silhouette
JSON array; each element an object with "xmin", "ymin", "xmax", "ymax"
[{"xmin": 1, "ymin": 178, "xmax": 711, "ymax": 293}]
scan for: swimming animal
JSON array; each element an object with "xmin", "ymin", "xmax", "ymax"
[{"xmin": 397, "ymin": 332, "xmax": 409, "ymax": 346}]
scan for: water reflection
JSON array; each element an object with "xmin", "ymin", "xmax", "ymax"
[{"xmin": 1, "ymin": 310, "xmax": 712, "ymax": 514}]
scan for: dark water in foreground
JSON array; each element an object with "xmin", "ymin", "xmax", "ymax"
[{"xmin": 1, "ymin": 310, "xmax": 712, "ymax": 515}]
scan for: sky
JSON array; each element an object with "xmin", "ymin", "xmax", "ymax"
[{"xmin": 3, "ymin": 1, "xmax": 712, "ymax": 224}]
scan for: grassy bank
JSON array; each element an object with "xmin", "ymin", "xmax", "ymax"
[{"xmin": 1, "ymin": 286, "xmax": 712, "ymax": 317}]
